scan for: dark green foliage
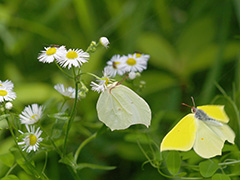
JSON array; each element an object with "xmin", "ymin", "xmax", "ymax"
[{"xmin": 1, "ymin": 0, "xmax": 240, "ymax": 179}]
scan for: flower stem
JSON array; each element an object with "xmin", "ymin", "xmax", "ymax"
[
  {"xmin": 63, "ymin": 73, "xmax": 79, "ymax": 155},
  {"xmin": 74, "ymin": 132, "xmax": 97, "ymax": 163},
  {"xmin": 55, "ymin": 61, "xmax": 74, "ymax": 79}
]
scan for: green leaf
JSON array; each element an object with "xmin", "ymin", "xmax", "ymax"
[
  {"xmin": 141, "ymin": 71, "xmax": 177, "ymax": 96},
  {"xmin": 48, "ymin": 112, "xmax": 69, "ymax": 120},
  {"xmin": 177, "ymin": 17, "xmax": 215, "ymax": 57},
  {"xmin": 212, "ymin": 174, "xmax": 231, "ymax": 180},
  {"xmin": 166, "ymin": 151, "xmax": 181, "ymax": 176},
  {"xmin": 77, "ymin": 163, "xmax": 116, "ymax": 171},
  {"xmin": 59, "ymin": 153, "xmax": 77, "ymax": 169},
  {"xmin": 51, "ymin": 119, "xmax": 67, "ymax": 139},
  {"xmin": 199, "ymin": 160, "xmax": 219, "ymax": 178},
  {"xmin": 0, "ymin": 114, "xmax": 10, "ymax": 121},
  {"xmin": 16, "ymin": 158, "xmax": 34, "ymax": 176},
  {"xmin": 0, "ymin": 153, "xmax": 15, "ymax": 167},
  {"xmin": 137, "ymin": 32, "xmax": 177, "ymax": 71},
  {"xmin": 1, "ymin": 175, "xmax": 20, "ymax": 180}
]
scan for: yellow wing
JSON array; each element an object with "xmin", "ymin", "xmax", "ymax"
[
  {"xmin": 160, "ymin": 114, "xmax": 197, "ymax": 152},
  {"xmin": 197, "ymin": 105, "xmax": 229, "ymax": 123}
]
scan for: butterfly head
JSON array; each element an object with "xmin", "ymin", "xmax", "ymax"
[{"xmin": 182, "ymin": 97, "xmax": 197, "ymax": 113}]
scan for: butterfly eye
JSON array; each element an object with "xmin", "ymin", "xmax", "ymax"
[{"xmin": 191, "ymin": 108, "xmax": 196, "ymax": 113}]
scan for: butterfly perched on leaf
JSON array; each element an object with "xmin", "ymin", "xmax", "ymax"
[
  {"xmin": 96, "ymin": 82, "xmax": 151, "ymax": 131},
  {"xmin": 160, "ymin": 97, "xmax": 235, "ymax": 159}
]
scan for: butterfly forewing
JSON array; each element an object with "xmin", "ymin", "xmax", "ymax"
[{"xmin": 161, "ymin": 114, "xmax": 197, "ymax": 151}]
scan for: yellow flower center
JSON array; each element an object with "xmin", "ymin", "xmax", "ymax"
[
  {"xmin": 66, "ymin": 51, "xmax": 78, "ymax": 59},
  {"xmin": 46, "ymin": 47, "xmax": 57, "ymax": 55},
  {"xmin": 29, "ymin": 134, "xmax": 37, "ymax": 145},
  {"xmin": 126, "ymin": 58, "xmax": 136, "ymax": 66},
  {"xmin": 135, "ymin": 53, "xmax": 142, "ymax": 58},
  {"xmin": 0, "ymin": 90, "xmax": 7, "ymax": 96},
  {"xmin": 105, "ymin": 78, "xmax": 109, "ymax": 86},
  {"xmin": 113, "ymin": 62, "xmax": 120, "ymax": 69},
  {"xmin": 31, "ymin": 114, "xmax": 39, "ymax": 121}
]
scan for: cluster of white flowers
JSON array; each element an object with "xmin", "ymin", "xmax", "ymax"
[
  {"xmin": 91, "ymin": 52, "xmax": 150, "ymax": 93},
  {"xmin": 90, "ymin": 68, "xmax": 113, "ymax": 93},
  {"xmin": 0, "ymin": 80, "xmax": 16, "ymax": 103},
  {"xmin": 104, "ymin": 52, "xmax": 150, "ymax": 78},
  {"xmin": 18, "ymin": 104, "xmax": 44, "ymax": 153},
  {"xmin": 38, "ymin": 45, "xmax": 89, "ymax": 69}
]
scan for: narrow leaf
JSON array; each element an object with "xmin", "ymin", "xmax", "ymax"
[
  {"xmin": 1, "ymin": 175, "xmax": 20, "ymax": 180},
  {"xmin": 77, "ymin": 163, "xmax": 116, "ymax": 171}
]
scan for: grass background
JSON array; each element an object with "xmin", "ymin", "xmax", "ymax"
[{"xmin": 0, "ymin": 0, "xmax": 240, "ymax": 179}]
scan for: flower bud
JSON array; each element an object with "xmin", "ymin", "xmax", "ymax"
[
  {"xmin": 5, "ymin": 102, "xmax": 13, "ymax": 110},
  {"xmin": 99, "ymin": 37, "xmax": 110, "ymax": 48}
]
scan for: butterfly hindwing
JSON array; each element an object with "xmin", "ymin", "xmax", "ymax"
[
  {"xmin": 160, "ymin": 114, "xmax": 197, "ymax": 151},
  {"xmin": 193, "ymin": 120, "xmax": 224, "ymax": 158}
]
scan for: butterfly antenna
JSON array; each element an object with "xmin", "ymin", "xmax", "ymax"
[
  {"xmin": 181, "ymin": 103, "xmax": 192, "ymax": 108},
  {"xmin": 191, "ymin": 96, "xmax": 196, "ymax": 107},
  {"xmin": 118, "ymin": 72, "xmax": 129, "ymax": 85}
]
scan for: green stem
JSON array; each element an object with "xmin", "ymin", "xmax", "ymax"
[
  {"xmin": 4, "ymin": 163, "xmax": 17, "ymax": 177},
  {"xmin": 63, "ymin": 74, "xmax": 79, "ymax": 155},
  {"xmin": 74, "ymin": 132, "xmax": 97, "ymax": 163},
  {"xmin": 80, "ymin": 72, "xmax": 101, "ymax": 80},
  {"xmin": 219, "ymin": 160, "xmax": 240, "ymax": 166},
  {"xmin": 55, "ymin": 61, "xmax": 74, "ymax": 79}
]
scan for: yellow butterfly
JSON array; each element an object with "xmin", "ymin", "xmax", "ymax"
[{"xmin": 160, "ymin": 97, "xmax": 235, "ymax": 159}]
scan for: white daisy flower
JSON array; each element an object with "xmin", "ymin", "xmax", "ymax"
[
  {"xmin": 18, "ymin": 125, "xmax": 43, "ymax": 153},
  {"xmin": 90, "ymin": 81, "xmax": 106, "ymax": 93},
  {"xmin": 0, "ymin": 87, "xmax": 16, "ymax": 102},
  {"xmin": 91, "ymin": 69, "xmax": 112, "ymax": 93},
  {"xmin": 57, "ymin": 49, "xmax": 89, "ymax": 69},
  {"xmin": 134, "ymin": 52, "xmax": 150, "ymax": 62},
  {"xmin": 119, "ymin": 53, "xmax": 149, "ymax": 73},
  {"xmin": 0, "ymin": 80, "xmax": 14, "ymax": 90},
  {"xmin": 54, "ymin": 84, "xmax": 79, "ymax": 99},
  {"xmin": 38, "ymin": 45, "xmax": 66, "ymax": 63},
  {"xmin": 19, "ymin": 104, "xmax": 44, "ymax": 125},
  {"xmin": 99, "ymin": 37, "xmax": 110, "ymax": 48},
  {"xmin": 104, "ymin": 55, "xmax": 125, "ymax": 77}
]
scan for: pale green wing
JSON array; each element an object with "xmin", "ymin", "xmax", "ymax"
[
  {"xmin": 197, "ymin": 105, "xmax": 229, "ymax": 123},
  {"xmin": 160, "ymin": 114, "xmax": 197, "ymax": 151},
  {"xmin": 208, "ymin": 123, "xmax": 235, "ymax": 144},
  {"xmin": 193, "ymin": 120, "xmax": 224, "ymax": 159},
  {"xmin": 96, "ymin": 84, "xmax": 151, "ymax": 131}
]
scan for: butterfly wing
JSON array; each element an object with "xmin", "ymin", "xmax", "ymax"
[
  {"xmin": 197, "ymin": 105, "xmax": 229, "ymax": 123},
  {"xmin": 160, "ymin": 114, "xmax": 197, "ymax": 151},
  {"xmin": 96, "ymin": 84, "xmax": 151, "ymax": 131},
  {"xmin": 193, "ymin": 120, "xmax": 226, "ymax": 158},
  {"xmin": 207, "ymin": 123, "xmax": 235, "ymax": 144}
]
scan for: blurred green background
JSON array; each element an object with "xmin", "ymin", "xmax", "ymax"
[{"xmin": 0, "ymin": 0, "xmax": 240, "ymax": 179}]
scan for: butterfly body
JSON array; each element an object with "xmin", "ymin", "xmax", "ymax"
[{"xmin": 194, "ymin": 108, "xmax": 223, "ymax": 127}]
